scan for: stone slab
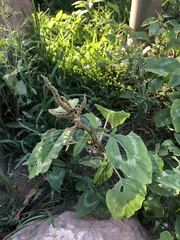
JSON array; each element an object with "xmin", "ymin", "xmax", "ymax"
[{"xmin": 9, "ymin": 211, "xmax": 152, "ymax": 240}]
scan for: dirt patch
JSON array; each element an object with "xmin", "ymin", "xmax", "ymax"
[{"xmin": 10, "ymin": 165, "xmax": 34, "ymax": 201}]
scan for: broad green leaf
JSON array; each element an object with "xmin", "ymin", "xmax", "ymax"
[
  {"xmin": 149, "ymin": 152, "xmax": 164, "ymax": 173},
  {"xmin": 175, "ymin": 215, "xmax": 180, "ymax": 240},
  {"xmin": 148, "ymin": 77, "xmax": 164, "ymax": 94},
  {"xmin": 73, "ymin": 138, "xmax": 86, "ymax": 156},
  {"xmin": 119, "ymin": 89, "xmax": 135, "ymax": 99},
  {"xmin": 15, "ymin": 80, "xmax": 27, "ymax": 96},
  {"xmin": 169, "ymin": 19, "xmax": 180, "ymax": 31},
  {"xmin": 143, "ymin": 57, "xmax": 180, "ymax": 76},
  {"xmin": 155, "ymin": 107, "xmax": 172, "ymax": 128},
  {"xmin": 93, "ymin": 162, "xmax": 113, "ymax": 184},
  {"xmin": 110, "ymin": 132, "xmax": 152, "ymax": 185},
  {"xmin": 159, "ymin": 231, "xmax": 174, "ymax": 240},
  {"xmin": 79, "ymin": 156, "xmax": 102, "ymax": 169},
  {"xmin": 73, "ymin": 129, "xmax": 84, "ymax": 141},
  {"xmin": 167, "ymin": 37, "xmax": 180, "ymax": 50},
  {"xmin": 149, "ymin": 182, "xmax": 178, "ymax": 197},
  {"xmin": 150, "ymin": 170, "xmax": 180, "ymax": 197},
  {"xmin": 28, "ymin": 128, "xmax": 70, "ymax": 179},
  {"xmin": 161, "ymin": 139, "xmax": 175, "ymax": 151},
  {"xmin": 167, "ymin": 75, "xmax": 180, "ymax": 88},
  {"xmin": 105, "ymin": 136, "xmax": 123, "ymax": 169},
  {"xmin": 47, "ymin": 19, "xmax": 56, "ymax": 29},
  {"xmin": 159, "ymin": 147, "xmax": 169, "ymax": 156},
  {"xmin": 96, "ymin": 202, "xmax": 111, "ymax": 219},
  {"xmin": 130, "ymin": 31, "xmax": 150, "ymax": 43},
  {"xmin": 171, "ymin": 99, "xmax": 180, "ymax": 132},
  {"xmin": 168, "ymin": 196, "xmax": 180, "ymax": 216},
  {"xmin": 175, "ymin": 133, "xmax": 180, "ymax": 145},
  {"xmin": 161, "ymin": 139, "xmax": 180, "ymax": 156},
  {"xmin": 143, "ymin": 194, "xmax": 164, "ymax": 218},
  {"xmin": 46, "ymin": 167, "xmax": 65, "ymax": 192},
  {"xmin": 56, "ymin": 10, "xmax": 63, "ymax": 21},
  {"xmin": 157, "ymin": 170, "xmax": 180, "ymax": 192},
  {"xmin": 168, "ymin": 92, "xmax": 180, "ymax": 101},
  {"xmin": 149, "ymin": 22, "xmax": 160, "ymax": 35},
  {"xmin": 52, "ymin": 159, "xmax": 66, "ymax": 168},
  {"xmin": 106, "ymin": 179, "xmax": 146, "ymax": 219},
  {"xmin": 95, "ymin": 104, "xmax": 130, "ymax": 128},
  {"xmin": 81, "ymin": 113, "xmax": 101, "ymax": 129},
  {"xmin": 142, "ymin": 17, "xmax": 158, "ymax": 26},
  {"xmin": 76, "ymin": 180, "xmax": 88, "ymax": 192},
  {"xmin": 76, "ymin": 190, "xmax": 100, "ymax": 217},
  {"xmin": 75, "ymin": 176, "xmax": 93, "ymax": 192}
]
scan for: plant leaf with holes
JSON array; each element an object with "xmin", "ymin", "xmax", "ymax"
[
  {"xmin": 106, "ymin": 132, "xmax": 152, "ymax": 185},
  {"xmin": 106, "ymin": 179, "xmax": 146, "ymax": 219}
]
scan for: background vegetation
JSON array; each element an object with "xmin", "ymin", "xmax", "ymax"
[{"xmin": 0, "ymin": 0, "xmax": 180, "ymax": 239}]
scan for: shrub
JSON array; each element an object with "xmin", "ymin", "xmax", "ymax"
[{"xmin": 28, "ymin": 75, "xmax": 153, "ymax": 219}]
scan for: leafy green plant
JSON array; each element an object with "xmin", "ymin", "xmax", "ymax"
[
  {"xmin": 33, "ymin": 0, "xmax": 76, "ymax": 14},
  {"xmin": 143, "ymin": 57, "xmax": 180, "ymax": 133},
  {"xmin": 33, "ymin": 0, "xmax": 131, "ymax": 22},
  {"xmin": 31, "ymin": 0, "xmax": 134, "ymax": 90},
  {"xmin": 28, "ymin": 75, "xmax": 153, "ymax": 219},
  {"xmin": 0, "ymin": 4, "xmax": 70, "ymax": 168},
  {"xmin": 1, "ymin": 1, "xmax": 179, "ymax": 238},
  {"xmin": 120, "ymin": 11, "xmax": 180, "ymax": 125},
  {"xmin": 162, "ymin": 0, "xmax": 180, "ymax": 19},
  {"xmin": 141, "ymin": 56, "xmax": 180, "ymax": 239},
  {"xmin": 141, "ymin": 13, "xmax": 180, "ymax": 58}
]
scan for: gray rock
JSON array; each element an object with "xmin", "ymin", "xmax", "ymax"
[{"xmin": 9, "ymin": 211, "xmax": 152, "ymax": 240}]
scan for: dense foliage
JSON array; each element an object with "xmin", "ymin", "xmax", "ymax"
[{"xmin": 0, "ymin": 0, "xmax": 180, "ymax": 239}]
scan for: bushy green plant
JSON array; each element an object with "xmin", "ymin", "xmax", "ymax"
[
  {"xmin": 116, "ymin": 10, "xmax": 180, "ymax": 125},
  {"xmin": 28, "ymin": 75, "xmax": 153, "ymax": 219},
  {"xmin": 33, "ymin": 0, "xmax": 131, "ymax": 22},
  {"xmin": 30, "ymin": 0, "xmax": 178, "ymax": 124},
  {"xmin": 31, "ymin": 0, "xmax": 135, "ymax": 91},
  {"xmin": 1, "ymin": 1, "xmax": 179, "ymax": 238},
  {"xmin": 141, "ymin": 55, "xmax": 180, "ymax": 239},
  {"xmin": 0, "ymin": 5, "xmax": 69, "ymax": 168}
]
